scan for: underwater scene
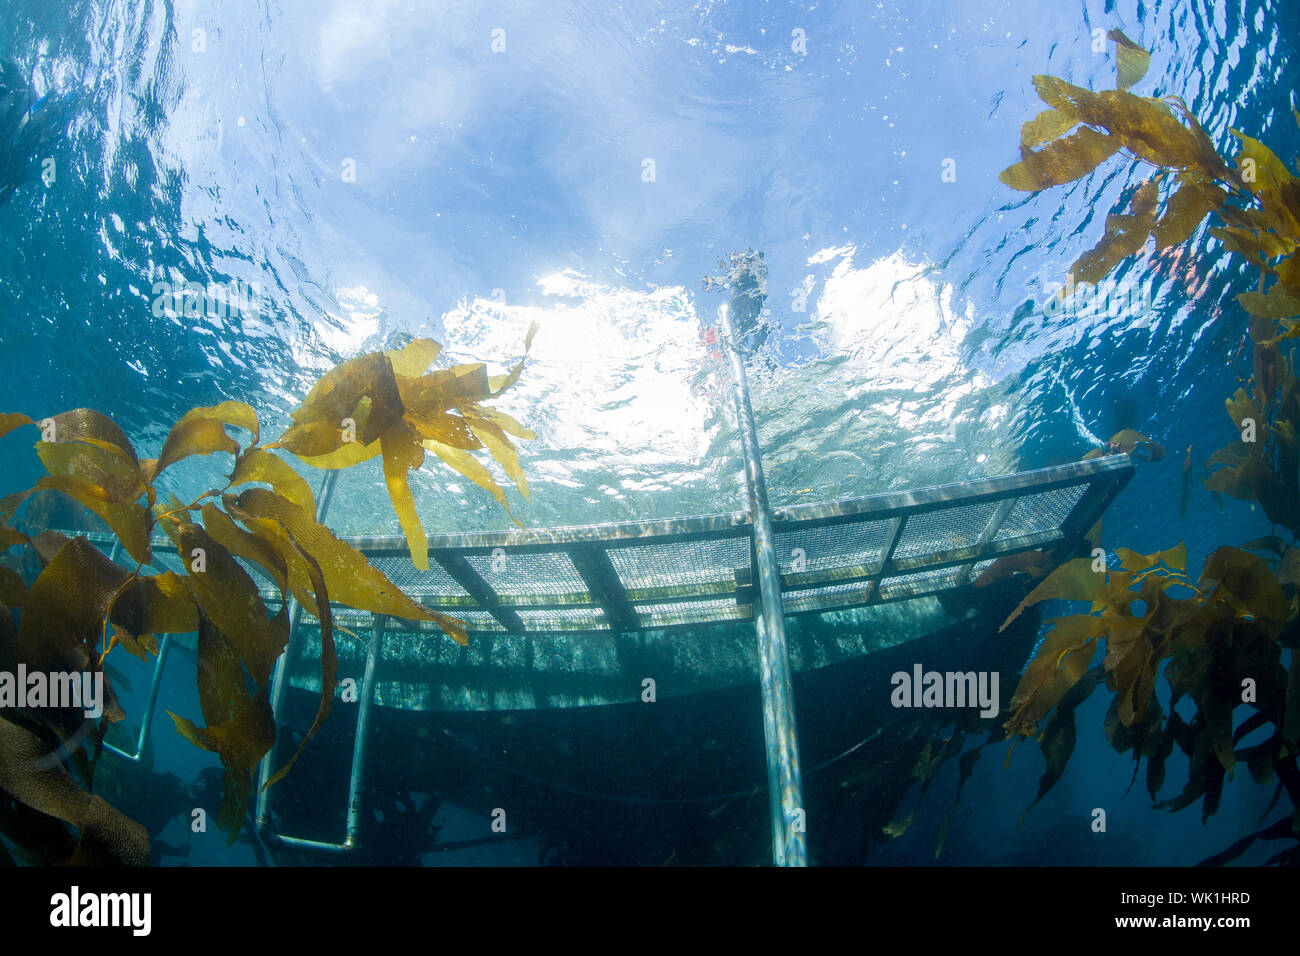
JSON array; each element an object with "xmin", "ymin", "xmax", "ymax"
[{"xmin": 1, "ymin": 0, "xmax": 1299, "ymax": 893}]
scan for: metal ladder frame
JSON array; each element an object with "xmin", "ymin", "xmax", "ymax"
[{"xmin": 252, "ymin": 468, "xmax": 392, "ymax": 854}]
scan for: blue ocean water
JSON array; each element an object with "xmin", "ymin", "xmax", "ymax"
[{"xmin": 0, "ymin": 0, "xmax": 1297, "ymax": 866}]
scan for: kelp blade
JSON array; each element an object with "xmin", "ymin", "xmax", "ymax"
[
  {"xmin": 999, "ymin": 126, "xmax": 1121, "ymax": 191},
  {"xmin": 234, "ymin": 488, "xmax": 467, "ymax": 642}
]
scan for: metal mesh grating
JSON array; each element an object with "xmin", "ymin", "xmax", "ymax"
[
  {"xmin": 879, "ymin": 566, "xmax": 963, "ymax": 599},
  {"xmin": 515, "ymin": 607, "xmax": 607, "ymax": 630},
  {"xmin": 449, "ymin": 610, "xmax": 506, "ymax": 631},
  {"xmin": 774, "ymin": 520, "xmax": 893, "ymax": 579},
  {"xmin": 893, "ymin": 500, "xmax": 1001, "ymax": 560},
  {"xmin": 330, "ymin": 607, "xmax": 376, "ymax": 629},
  {"xmin": 466, "ymin": 550, "xmax": 589, "ymax": 598},
  {"xmin": 370, "ymin": 556, "xmax": 469, "ymax": 598},
  {"xmin": 633, "ymin": 597, "xmax": 749, "ymax": 627},
  {"xmin": 149, "ymin": 549, "xmax": 187, "ymax": 575},
  {"xmin": 993, "ymin": 484, "xmax": 1087, "ymax": 542},
  {"xmin": 783, "ymin": 579, "xmax": 873, "ymax": 613},
  {"xmin": 607, "ymin": 536, "xmax": 750, "ymax": 595}
]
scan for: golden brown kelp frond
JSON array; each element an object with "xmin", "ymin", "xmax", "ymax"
[
  {"xmin": 0, "ymin": 412, "xmax": 34, "ymax": 441},
  {"xmin": 11, "ymin": 537, "xmax": 130, "ymax": 734},
  {"xmin": 1115, "ymin": 541, "xmax": 1187, "ymax": 576},
  {"xmin": 1204, "ymin": 345, "xmax": 1300, "ymax": 533},
  {"xmin": 106, "ymin": 572, "xmax": 198, "ymax": 659},
  {"xmin": 142, "ymin": 401, "xmax": 259, "ymax": 484},
  {"xmin": 1002, "ymin": 613, "xmax": 1102, "ymax": 740},
  {"xmin": 1067, "ymin": 179, "xmax": 1160, "ymax": 286},
  {"xmin": 1018, "ymin": 107, "xmax": 1078, "ymax": 150},
  {"xmin": 0, "ymin": 567, "xmax": 25, "ymax": 608},
  {"xmin": 999, "ymin": 556, "xmax": 1109, "ymax": 632},
  {"xmin": 199, "ymin": 500, "xmax": 290, "ymax": 598},
  {"xmin": 164, "ymin": 607, "xmax": 281, "ymax": 844},
  {"xmin": 1029, "ymin": 73, "xmax": 1230, "ymax": 178},
  {"xmin": 1230, "ymin": 129, "xmax": 1297, "ymax": 197},
  {"xmin": 0, "ymin": 713, "xmax": 148, "ymax": 865},
  {"xmin": 883, "ymin": 732, "xmax": 967, "ymax": 842},
  {"xmin": 279, "ymin": 351, "xmax": 405, "ymax": 456},
  {"xmin": 275, "ymin": 325, "xmax": 538, "ymax": 567},
  {"xmin": 167, "ymin": 699, "xmax": 276, "ymax": 843},
  {"xmin": 1197, "ymin": 546, "xmax": 1289, "ymax": 637},
  {"xmin": 488, "ymin": 320, "xmax": 538, "ymax": 396},
  {"xmin": 14, "ymin": 412, "xmax": 155, "ymax": 564},
  {"xmin": 1082, "ymin": 429, "xmax": 1165, "ymax": 461},
  {"xmin": 0, "ymin": 558, "xmax": 149, "ymax": 864},
  {"xmin": 998, "ymin": 32, "xmax": 1300, "ymax": 311},
  {"xmin": 229, "ymin": 448, "xmax": 315, "ymax": 512},
  {"xmin": 400, "ymin": 363, "xmax": 491, "ymax": 420},
  {"xmin": 163, "ymin": 519, "xmax": 285, "ymax": 686},
  {"xmin": 1016, "ymin": 667, "xmax": 1102, "ymax": 827},
  {"xmin": 232, "ymin": 487, "xmax": 467, "ymax": 645},
  {"xmin": 971, "ymin": 549, "xmax": 1055, "ymax": 589},
  {"xmin": 1108, "ymin": 29, "xmax": 1151, "ymax": 92},
  {"xmin": 1, "ymin": 403, "xmax": 257, "ymax": 569},
  {"xmin": 1239, "ymin": 285, "xmax": 1300, "ymax": 323},
  {"xmin": 1210, "ymin": 131, "xmax": 1299, "ymax": 283},
  {"xmin": 1154, "ymin": 172, "xmax": 1228, "ymax": 249},
  {"xmin": 380, "ymin": 420, "xmax": 430, "ymax": 570},
  {"xmin": 385, "ymin": 337, "xmax": 443, "ymax": 377},
  {"xmin": 999, "ymin": 126, "xmax": 1121, "ymax": 191},
  {"xmin": 423, "ymin": 438, "xmax": 517, "ymax": 522},
  {"xmin": 1001, "ymin": 541, "xmax": 1298, "ymax": 823}
]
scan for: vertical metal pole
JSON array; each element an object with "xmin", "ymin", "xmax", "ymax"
[
  {"xmin": 344, "ymin": 614, "xmax": 386, "ymax": 843},
  {"xmin": 256, "ymin": 468, "xmax": 340, "ymax": 833},
  {"xmin": 102, "ymin": 538, "xmax": 174, "ymax": 764},
  {"xmin": 719, "ymin": 301, "xmax": 808, "ymax": 867},
  {"xmin": 272, "ymin": 613, "xmax": 386, "ymax": 852}
]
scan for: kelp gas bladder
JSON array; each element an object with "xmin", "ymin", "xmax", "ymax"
[{"xmin": 0, "ymin": 326, "xmax": 536, "ymax": 859}]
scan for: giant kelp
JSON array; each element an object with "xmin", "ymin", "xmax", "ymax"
[
  {"xmin": 0, "ymin": 329, "xmax": 536, "ymax": 859},
  {"xmin": 996, "ymin": 31, "xmax": 1300, "ymax": 864}
]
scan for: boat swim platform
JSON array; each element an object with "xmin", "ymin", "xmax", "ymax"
[
  {"xmin": 336, "ymin": 453, "xmax": 1133, "ymax": 634},
  {"xmin": 82, "ymin": 454, "xmax": 1131, "ymax": 712},
  {"xmin": 78, "ymin": 454, "xmax": 1131, "ymax": 641}
]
